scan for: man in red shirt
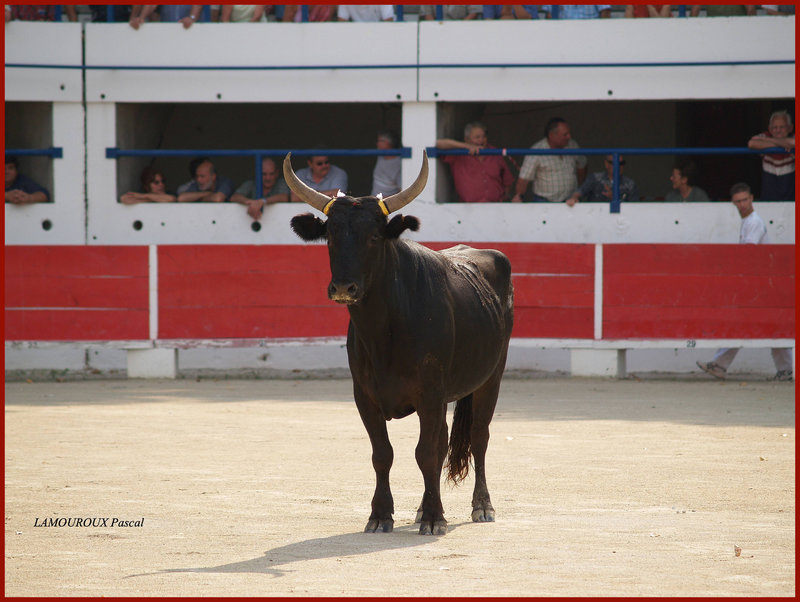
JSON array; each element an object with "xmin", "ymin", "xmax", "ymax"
[{"xmin": 436, "ymin": 122, "xmax": 515, "ymax": 203}]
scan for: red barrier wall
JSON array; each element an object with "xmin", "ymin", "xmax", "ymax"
[
  {"xmin": 4, "ymin": 243, "xmax": 795, "ymax": 342},
  {"xmin": 4, "ymin": 246, "xmax": 149, "ymax": 340}
]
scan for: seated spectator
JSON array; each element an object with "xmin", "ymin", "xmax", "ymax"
[
  {"xmin": 230, "ymin": 157, "xmax": 290, "ymax": 220},
  {"xmin": 747, "ymin": 109, "xmax": 795, "ymax": 201},
  {"xmin": 5, "ymin": 155, "xmax": 50, "ymax": 204},
  {"xmin": 541, "ymin": 5, "xmax": 611, "ymax": 19},
  {"xmin": 177, "ymin": 157, "xmax": 235, "ymax": 203},
  {"xmin": 624, "ymin": 5, "xmax": 672, "ymax": 17},
  {"xmin": 371, "ymin": 130, "xmax": 402, "ymax": 198},
  {"xmin": 420, "ymin": 5, "xmax": 483, "ymax": 20},
  {"xmin": 337, "ymin": 5, "xmax": 394, "ymax": 22},
  {"xmin": 120, "ymin": 166, "xmax": 176, "ymax": 204},
  {"xmin": 291, "ymin": 153, "xmax": 348, "ymax": 200},
  {"xmin": 6, "ymin": 5, "xmax": 76, "ymax": 21},
  {"xmin": 490, "ymin": 5, "xmax": 540, "ymax": 19},
  {"xmin": 665, "ymin": 161, "xmax": 710, "ymax": 202},
  {"xmin": 221, "ymin": 5, "xmax": 267, "ymax": 22},
  {"xmin": 278, "ymin": 5, "xmax": 336, "ymax": 22},
  {"xmin": 690, "ymin": 5, "xmax": 755, "ymax": 17},
  {"xmin": 436, "ymin": 122, "xmax": 515, "ymax": 203},
  {"xmin": 566, "ymin": 155, "xmax": 640, "ymax": 206},
  {"xmin": 130, "ymin": 5, "xmax": 205, "ymax": 29}
]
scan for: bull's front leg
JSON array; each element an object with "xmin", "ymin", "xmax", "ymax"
[
  {"xmin": 354, "ymin": 387, "xmax": 395, "ymax": 533},
  {"xmin": 415, "ymin": 402, "xmax": 448, "ymax": 535}
]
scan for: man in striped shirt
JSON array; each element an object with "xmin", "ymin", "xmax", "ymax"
[{"xmin": 747, "ymin": 110, "xmax": 795, "ymax": 201}]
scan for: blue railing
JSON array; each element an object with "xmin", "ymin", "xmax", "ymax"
[
  {"xmin": 5, "ymin": 147, "xmax": 63, "ymax": 158},
  {"xmin": 106, "ymin": 147, "xmax": 412, "ymax": 198},
  {"xmin": 427, "ymin": 146, "xmax": 795, "ymax": 213}
]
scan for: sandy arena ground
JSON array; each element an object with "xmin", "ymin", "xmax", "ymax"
[{"xmin": 4, "ymin": 376, "xmax": 795, "ymax": 597}]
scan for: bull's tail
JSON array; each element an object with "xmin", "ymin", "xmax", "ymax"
[{"xmin": 445, "ymin": 394, "xmax": 473, "ymax": 485}]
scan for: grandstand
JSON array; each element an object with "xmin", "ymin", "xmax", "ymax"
[{"xmin": 4, "ymin": 9, "xmax": 795, "ymax": 379}]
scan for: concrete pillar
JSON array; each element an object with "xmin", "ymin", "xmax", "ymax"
[
  {"xmin": 571, "ymin": 349, "xmax": 627, "ymax": 378},
  {"xmin": 127, "ymin": 348, "xmax": 178, "ymax": 379}
]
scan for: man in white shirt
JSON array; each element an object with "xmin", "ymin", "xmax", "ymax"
[{"xmin": 697, "ymin": 182, "xmax": 792, "ymax": 381}]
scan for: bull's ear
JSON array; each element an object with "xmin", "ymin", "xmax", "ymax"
[
  {"xmin": 385, "ymin": 214, "xmax": 420, "ymax": 239},
  {"xmin": 290, "ymin": 213, "xmax": 327, "ymax": 241}
]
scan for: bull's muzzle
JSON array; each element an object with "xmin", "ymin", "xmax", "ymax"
[{"xmin": 328, "ymin": 281, "xmax": 361, "ymax": 305}]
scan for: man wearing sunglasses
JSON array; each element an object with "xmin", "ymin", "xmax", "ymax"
[
  {"xmin": 565, "ymin": 154, "xmax": 639, "ymax": 206},
  {"xmin": 291, "ymin": 154, "xmax": 349, "ymax": 202}
]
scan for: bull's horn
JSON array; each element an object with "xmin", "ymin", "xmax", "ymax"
[
  {"xmin": 382, "ymin": 149, "xmax": 428, "ymax": 214},
  {"xmin": 283, "ymin": 153, "xmax": 333, "ymax": 213}
]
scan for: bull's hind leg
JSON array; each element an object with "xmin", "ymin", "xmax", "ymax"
[
  {"xmin": 353, "ymin": 386, "xmax": 395, "ymax": 533},
  {"xmin": 469, "ymin": 356, "xmax": 507, "ymax": 523}
]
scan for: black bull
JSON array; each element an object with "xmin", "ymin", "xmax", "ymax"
[{"xmin": 285, "ymin": 151, "xmax": 514, "ymax": 535}]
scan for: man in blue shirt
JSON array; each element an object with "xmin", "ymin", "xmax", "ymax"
[
  {"xmin": 5, "ymin": 155, "xmax": 50, "ymax": 204},
  {"xmin": 292, "ymin": 154, "xmax": 349, "ymax": 201}
]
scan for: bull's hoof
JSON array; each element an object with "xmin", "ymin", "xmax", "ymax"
[
  {"xmin": 419, "ymin": 519, "xmax": 448, "ymax": 536},
  {"xmin": 471, "ymin": 507, "xmax": 495, "ymax": 522},
  {"xmin": 364, "ymin": 518, "xmax": 393, "ymax": 533}
]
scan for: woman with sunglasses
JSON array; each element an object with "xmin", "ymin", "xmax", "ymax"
[{"xmin": 120, "ymin": 166, "xmax": 177, "ymax": 204}]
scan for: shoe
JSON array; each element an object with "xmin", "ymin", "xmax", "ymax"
[
  {"xmin": 774, "ymin": 370, "xmax": 793, "ymax": 382},
  {"xmin": 697, "ymin": 361, "xmax": 726, "ymax": 379}
]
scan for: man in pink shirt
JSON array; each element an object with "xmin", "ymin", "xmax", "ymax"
[{"xmin": 436, "ymin": 122, "xmax": 515, "ymax": 203}]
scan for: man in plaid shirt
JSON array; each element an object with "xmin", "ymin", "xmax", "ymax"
[{"xmin": 512, "ymin": 117, "xmax": 587, "ymax": 203}]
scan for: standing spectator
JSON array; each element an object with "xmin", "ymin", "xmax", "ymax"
[
  {"xmin": 512, "ymin": 117, "xmax": 587, "ymax": 203},
  {"xmin": 664, "ymin": 161, "xmax": 710, "ymax": 202},
  {"xmin": 120, "ymin": 166, "xmax": 176, "ymax": 204},
  {"xmin": 420, "ymin": 5, "xmax": 483, "ymax": 20},
  {"xmin": 747, "ymin": 110, "xmax": 795, "ymax": 201},
  {"xmin": 696, "ymin": 182, "xmax": 792, "ymax": 382},
  {"xmin": 541, "ymin": 5, "xmax": 611, "ymax": 19},
  {"xmin": 5, "ymin": 155, "xmax": 50, "ymax": 204},
  {"xmin": 624, "ymin": 5, "xmax": 672, "ymax": 17},
  {"xmin": 6, "ymin": 5, "xmax": 76, "ymax": 21},
  {"xmin": 221, "ymin": 5, "xmax": 267, "ymax": 22},
  {"xmin": 87, "ymin": 5, "xmax": 133, "ymax": 22},
  {"xmin": 371, "ymin": 131, "xmax": 402, "ymax": 198},
  {"xmin": 130, "ymin": 5, "xmax": 206, "ymax": 29},
  {"xmin": 230, "ymin": 157, "xmax": 290, "ymax": 220},
  {"xmin": 565, "ymin": 154, "xmax": 640, "ymax": 206},
  {"xmin": 291, "ymin": 153, "xmax": 349, "ymax": 201},
  {"xmin": 761, "ymin": 5, "xmax": 795, "ymax": 15},
  {"xmin": 337, "ymin": 5, "xmax": 394, "ymax": 22},
  {"xmin": 176, "ymin": 157, "xmax": 235, "ymax": 203},
  {"xmin": 436, "ymin": 122, "xmax": 515, "ymax": 203},
  {"xmin": 690, "ymin": 5, "xmax": 755, "ymax": 17},
  {"xmin": 279, "ymin": 5, "xmax": 336, "ymax": 22}
]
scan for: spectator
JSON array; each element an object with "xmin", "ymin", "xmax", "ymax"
[
  {"xmin": 371, "ymin": 130, "xmax": 402, "ymax": 198},
  {"xmin": 6, "ymin": 5, "xmax": 76, "ymax": 21},
  {"xmin": 87, "ymin": 5, "xmax": 133, "ymax": 22},
  {"xmin": 230, "ymin": 157, "xmax": 290, "ymax": 220},
  {"xmin": 5, "ymin": 155, "xmax": 50, "ymax": 204},
  {"xmin": 291, "ymin": 153, "xmax": 349, "ymax": 201},
  {"xmin": 541, "ymin": 5, "xmax": 611, "ymax": 19},
  {"xmin": 436, "ymin": 121, "xmax": 515, "ymax": 203},
  {"xmin": 176, "ymin": 157, "xmax": 235, "ymax": 203},
  {"xmin": 696, "ymin": 182, "xmax": 792, "ymax": 382},
  {"xmin": 624, "ymin": 5, "xmax": 672, "ymax": 17},
  {"xmin": 512, "ymin": 117, "xmax": 587, "ymax": 203},
  {"xmin": 279, "ymin": 5, "xmax": 336, "ymax": 22},
  {"xmin": 664, "ymin": 161, "xmax": 710, "ymax": 202},
  {"xmin": 690, "ymin": 5, "xmax": 755, "ymax": 17},
  {"xmin": 130, "ymin": 5, "xmax": 205, "ymax": 29},
  {"xmin": 420, "ymin": 5, "xmax": 483, "ymax": 20},
  {"xmin": 337, "ymin": 5, "xmax": 394, "ymax": 22},
  {"xmin": 761, "ymin": 5, "xmax": 795, "ymax": 15},
  {"xmin": 120, "ymin": 166, "xmax": 176, "ymax": 204},
  {"xmin": 747, "ymin": 109, "xmax": 795, "ymax": 201},
  {"xmin": 221, "ymin": 5, "xmax": 267, "ymax": 22},
  {"xmin": 565, "ymin": 154, "xmax": 639, "ymax": 206}
]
